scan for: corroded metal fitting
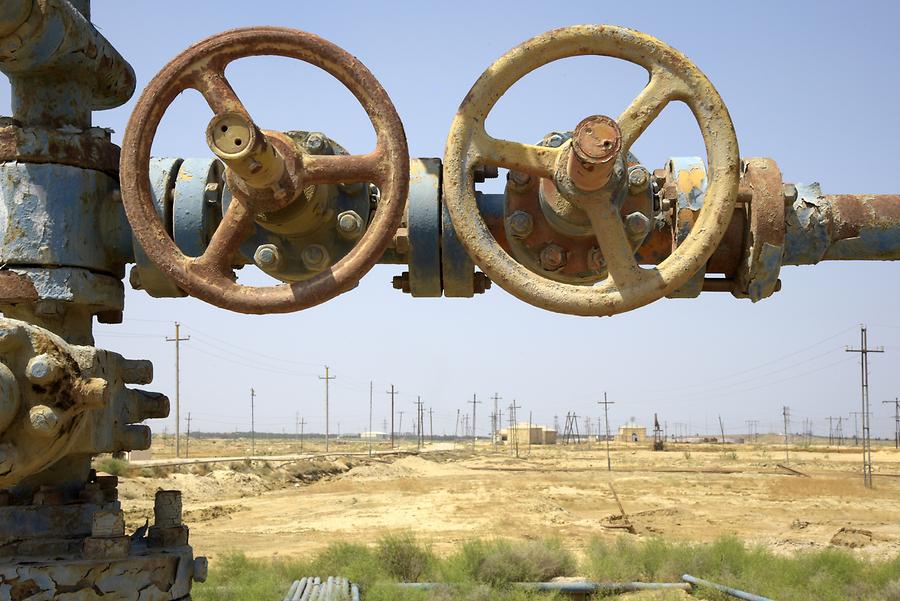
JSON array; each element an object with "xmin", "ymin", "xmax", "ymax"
[
  {"xmin": 154, "ymin": 490, "xmax": 183, "ymax": 528},
  {"xmin": 567, "ymin": 115, "xmax": 622, "ymax": 191}
]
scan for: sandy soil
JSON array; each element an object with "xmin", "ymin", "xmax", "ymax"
[{"xmin": 118, "ymin": 439, "xmax": 900, "ymax": 562}]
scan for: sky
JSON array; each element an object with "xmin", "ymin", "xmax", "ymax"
[{"xmin": 2, "ymin": 1, "xmax": 899, "ymax": 440}]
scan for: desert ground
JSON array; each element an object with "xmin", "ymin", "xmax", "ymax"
[{"xmin": 114, "ymin": 435, "xmax": 900, "ymax": 565}]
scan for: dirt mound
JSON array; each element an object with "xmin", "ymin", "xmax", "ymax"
[
  {"xmin": 830, "ymin": 527, "xmax": 874, "ymax": 548},
  {"xmin": 338, "ymin": 455, "xmax": 445, "ymax": 481}
]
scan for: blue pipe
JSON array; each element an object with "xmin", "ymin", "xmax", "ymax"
[
  {"xmin": 683, "ymin": 574, "xmax": 775, "ymax": 601},
  {"xmin": 396, "ymin": 581, "xmax": 691, "ymax": 593}
]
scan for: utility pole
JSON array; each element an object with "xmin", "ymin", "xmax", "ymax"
[
  {"xmin": 368, "ymin": 381, "xmax": 374, "ymax": 457},
  {"xmin": 491, "ymin": 393, "xmax": 502, "ymax": 449},
  {"xmin": 846, "ymin": 325, "xmax": 884, "ymax": 488},
  {"xmin": 298, "ymin": 417, "xmax": 306, "ymax": 453},
  {"xmin": 166, "ymin": 322, "xmax": 189, "ymax": 458},
  {"xmin": 598, "ymin": 393, "xmax": 615, "ymax": 472},
  {"xmin": 883, "ymin": 398, "xmax": 900, "ymax": 449},
  {"xmin": 414, "ymin": 397, "xmax": 424, "ymax": 450},
  {"xmin": 470, "ymin": 394, "xmax": 481, "ymax": 451},
  {"xmin": 509, "ymin": 400, "xmax": 521, "ymax": 458},
  {"xmin": 185, "ymin": 412, "xmax": 191, "ymax": 458},
  {"xmin": 454, "ymin": 409, "xmax": 460, "ymax": 445},
  {"xmin": 826, "ymin": 416, "xmax": 836, "ymax": 446},
  {"xmin": 745, "ymin": 419, "xmax": 759, "ymax": 444},
  {"xmin": 718, "ymin": 415, "xmax": 727, "ymax": 452},
  {"xmin": 250, "ymin": 388, "xmax": 256, "ymax": 457},
  {"xmin": 782, "ymin": 406, "xmax": 790, "ymax": 464},
  {"xmin": 386, "ymin": 385, "xmax": 398, "ymax": 449},
  {"xmin": 528, "ymin": 411, "xmax": 533, "ymax": 456},
  {"xmin": 319, "ymin": 366, "xmax": 336, "ymax": 452},
  {"xmin": 398, "ymin": 410, "xmax": 405, "ymax": 439},
  {"xmin": 428, "ymin": 407, "xmax": 434, "ymax": 444}
]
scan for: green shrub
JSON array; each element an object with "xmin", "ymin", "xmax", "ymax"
[
  {"xmin": 376, "ymin": 532, "xmax": 434, "ymax": 582},
  {"xmin": 442, "ymin": 538, "xmax": 575, "ymax": 586},
  {"xmin": 93, "ymin": 456, "xmax": 131, "ymax": 477}
]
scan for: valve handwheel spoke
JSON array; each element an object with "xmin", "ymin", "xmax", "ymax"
[
  {"xmin": 443, "ymin": 25, "xmax": 740, "ymax": 316},
  {"xmin": 474, "ymin": 130, "xmax": 562, "ymax": 180},
  {"xmin": 120, "ymin": 27, "xmax": 409, "ymax": 314},
  {"xmin": 617, "ymin": 67, "xmax": 686, "ymax": 151}
]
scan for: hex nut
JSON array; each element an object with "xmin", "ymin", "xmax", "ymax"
[
  {"xmin": 305, "ymin": 133, "xmax": 326, "ymax": 153},
  {"xmin": 628, "ymin": 166, "xmax": 650, "ymax": 192},
  {"xmin": 392, "ymin": 272, "xmax": 411, "ymax": 294},
  {"xmin": 625, "ymin": 212, "xmax": 650, "ymax": 236},
  {"xmin": 29, "ymin": 405, "xmax": 61, "ymax": 437},
  {"xmin": 473, "ymin": 272, "xmax": 492, "ymax": 294},
  {"xmin": 782, "ymin": 183, "xmax": 798, "ymax": 203},
  {"xmin": 301, "ymin": 244, "xmax": 330, "ymax": 272},
  {"xmin": 26, "ymin": 354, "xmax": 62, "ymax": 386},
  {"xmin": 546, "ymin": 133, "xmax": 566, "ymax": 148},
  {"xmin": 539, "ymin": 244, "xmax": 567, "ymax": 271},
  {"xmin": 337, "ymin": 210, "xmax": 365, "ymax": 239},
  {"xmin": 253, "ymin": 244, "xmax": 281, "ymax": 269},
  {"xmin": 507, "ymin": 211, "xmax": 534, "ymax": 239}
]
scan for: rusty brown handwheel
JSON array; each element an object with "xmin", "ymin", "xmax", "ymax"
[
  {"xmin": 120, "ymin": 27, "xmax": 409, "ymax": 314},
  {"xmin": 443, "ymin": 25, "xmax": 740, "ymax": 317}
]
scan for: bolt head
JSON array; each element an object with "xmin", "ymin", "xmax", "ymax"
[
  {"xmin": 392, "ymin": 272, "xmax": 411, "ymax": 294},
  {"xmin": 29, "ymin": 405, "xmax": 60, "ymax": 437},
  {"xmin": 783, "ymin": 183, "xmax": 798, "ymax": 203},
  {"xmin": 507, "ymin": 211, "xmax": 534, "ymax": 239},
  {"xmin": 26, "ymin": 354, "xmax": 62, "ymax": 386},
  {"xmin": 337, "ymin": 210, "xmax": 364, "ymax": 239},
  {"xmin": 305, "ymin": 133, "xmax": 326, "ymax": 153},
  {"xmin": 539, "ymin": 244, "xmax": 567, "ymax": 271},
  {"xmin": 301, "ymin": 244, "xmax": 330, "ymax": 272},
  {"xmin": 546, "ymin": 133, "xmax": 566, "ymax": 148},
  {"xmin": 193, "ymin": 557, "xmax": 209, "ymax": 583},
  {"xmin": 625, "ymin": 212, "xmax": 650, "ymax": 236},
  {"xmin": 253, "ymin": 244, "xmax": 280, "ymax": 269},
  {"xmin": 628, "ymin": 166, "xmax": 650, "ymax": 191}
]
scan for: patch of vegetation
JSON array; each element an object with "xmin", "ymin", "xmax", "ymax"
[
  {"xmin": 193, "ymin": 535, "xmax": 900, "ymax": 601},
  {"xmin": 584, "ymin": 536, "xmax": 900, "ymax": 601},
  {"xmin": 93, "ymin": 456, "xmax": 132, "ymax": 476},
  {"xmin": 440, "ymin": 538, "xmax": 576, "ymax": 586},
  {"xmin": 377, "ymin": 532, "xmax": 434, "ymax": 582}
]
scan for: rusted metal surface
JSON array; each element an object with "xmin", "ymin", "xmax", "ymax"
[
  {"xmin": 733, "ymin": 158, "xmax": 784, "ymax": 301},
  {"xmin": 666, "ymin": 157, "xmax": 708, "ymax": 298},
  {"xmin": 568, "ymin": 115, "xmax": 621, "ymax": 191},
  {"xmin": 0, "ymin": 318, "xmax": 165, "ymax": 491},
  {"xmin": 443, "ymin": 25, "xmax": 740, "ymax": 316},
  {"xmin": 0, "ymin": 121, "xmax": 120, "ymax": 174},
  {"xmin": 0, "ymin": 0, "xmax": 135, "ymax": 128},
  {"xmin": 783, "ymin": 185, "xmax": 900, "ymax": 265},
  {"xmin": 120, "ymin": 27, "xmax": 409, "ymax": 314}
]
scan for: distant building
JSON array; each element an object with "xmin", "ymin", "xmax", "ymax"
[
  {"xmin": 359, "ymin": 431, "xmax": 387, "ymax": 440},
  {"xmin": 617, "ymin": 420, "xmax": 647, "ymax": 443},
  {"xmin": 499, "ymin": 423, "xmax": 557, "ymax": 446}
]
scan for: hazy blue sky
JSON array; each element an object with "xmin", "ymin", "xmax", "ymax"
[{"xmin": 3, "ymin": 1, "xmax": 899, "ymax": 439}]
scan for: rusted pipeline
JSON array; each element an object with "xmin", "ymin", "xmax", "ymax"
[
  {"xmin": 0, "ymin": 0, "xmax": 136, "ymax": 127},
  {"xmin": 784, "ymin": 188, "xmax": 900, "ymax": 264}
]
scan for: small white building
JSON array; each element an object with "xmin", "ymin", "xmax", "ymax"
[{"xmin": 359, "ymin": 431, "xmax": 388, "ymax": 440}]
